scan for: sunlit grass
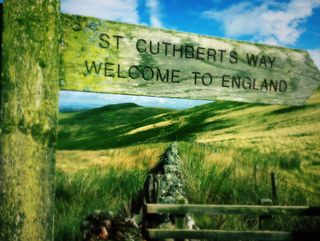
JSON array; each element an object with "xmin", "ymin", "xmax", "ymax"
[
  {"xmin": 57, "ymin": 143, "xmax": 166, "ymax": 174},
  {"xmin": 55, "ymin": 167, "xmax": 148, "ymax": 241},
  {"xmin": 55, "ymin": 142, "xmax": 320, "ymax": 241},
  {"xmin": 55, "ymin": 89, "xmax": 320, "ymax": 240}
]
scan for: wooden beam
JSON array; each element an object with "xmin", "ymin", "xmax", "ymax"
[
  {"xmin": 60, "ymin": 13, "xmax": 320, "ymax": 106},
  {"xmin": 146, "ymin": 229, "xmax": 293, "ymax": 241},
  {"xmin": 0, "ymin": 1, "xmax": 60, "ymax": 240},
  {"xmin": 145, "ymin": 204, "xmax": 320, "ymax": 216}
]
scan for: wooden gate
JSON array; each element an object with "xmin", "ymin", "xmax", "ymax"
[{"xmin": 143, "ymin": 203, "xmax": 320, "ymax": 240}]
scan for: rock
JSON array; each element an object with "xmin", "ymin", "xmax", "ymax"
[
  {"xmin": 142, "ymin": 142, "xmax": 197, "ymax": 234},
  {"xmin": 81, "ymin": 142, "xmax": 197, "ymax": 241},
  {"xmin": 81, "ymin": 211, "xmax": 143, "ymax": 241}
]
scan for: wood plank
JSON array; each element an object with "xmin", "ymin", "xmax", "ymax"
[
  {"xmin": 146, "ymin": 229, "xmax": 293, "ymax": 241},
  {"xmin": 145, "ymin": 204, "xmax": 320, "ymax": 216},
  {"xmin": 60, "ymin": 14, "xmax": 320, "ymax": 106}
]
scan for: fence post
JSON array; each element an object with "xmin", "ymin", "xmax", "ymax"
[
  {"xmin": 259, "ymin": 199, "xmax": 273, "ymax": 230},
  {"xmin": 271, "ymin": 172, "xmax": 278, "ymax": 205},
  {"xmin": 143, "ymin": 174, "xmax": 162, "ymax": 230},
  {"xmin": 253, "ymin": 164, "xmax": 258, "ymax": 193},
  {"xmin": 234, "ymin": 159, "xmax": 237, "ymax": 203},
  {"xmin": 145, "ymin": 174, "xmax": 155, "ymax": 203},
  {"xmin": 155, "ymin": 174, "xmax": 162, "ymax": 203},
  {"xmin": 175, "ymin": 196, "xmax": 187, "ymax": 241},
  {"xmin": 153, "ymin": 174, "xmax": 158, "ymax": 203}
]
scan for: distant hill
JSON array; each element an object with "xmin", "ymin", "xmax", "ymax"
[
  {"xmin": 58, "ymin": 90, "xmax": 320, "ymax": 192},
  {"xmin": 58, "ymin": 102, "xmax": 175, "ymax": 149},
  {"xmin": 58, "ymin": 89, "xmax": 320, "ymax": 157}
]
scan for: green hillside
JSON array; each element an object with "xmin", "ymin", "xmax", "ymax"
[
  {"xmin": 58, "ymin": 90, "xmax": 320, "ymax": 190},
  {"xmin": 58, "ymin": 102, "xmax": 174, "ymax": 149},
  {"xmin": 58, "ymin": 100, "xmax": 257, "ymax": 150},
  {"xmin": 56, "ymin": 91, "xmax": 320, "ymax": 241},
  {"xmin": 58, "ymin": 90, "xmax": 320, "ymax": 159}
]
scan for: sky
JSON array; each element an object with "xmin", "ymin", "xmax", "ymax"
[
  {"xmin": 59, "ymin": 0, "xmax": 320, "ymax": 65},
  {"xmin": 1, "ymin": 0, "xmax": 320, "ymax": 110},
  {"xmin": 59, "ymin": 91, "xmax": 211, "ymax": 111}
]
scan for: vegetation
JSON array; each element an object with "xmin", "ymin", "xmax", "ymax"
[
  {"xmin": 55, "ymin": 89, "xmax": 320, "ymax": 240},
  {"xmin": 55, "ymin": 167, "xmax": 146, "ymax": 241}
]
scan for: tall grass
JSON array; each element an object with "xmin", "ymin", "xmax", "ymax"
[
  {"xmin": 178, "ymin": 142, "xmax": 320, "ymax": 231},
  {"xmin": 55, "ymin": 142, "xmax": 320, "ymax": 240},
  {"xmin": 55, "ymin": 167, "xmax": 147, "ymax": 241}
]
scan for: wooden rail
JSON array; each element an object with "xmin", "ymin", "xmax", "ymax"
[
  {"xmin": 145, "ymin": 204, "xmax": 320, "ymax": 216},
  {"xmin": 144, "ymin": 204, "xmax": 320, "ymax": 240},
  {"xmin": 146, "ymin": 229, "xmax": 320, "ymax": 241},
  {"xmin": 147, "ymin": 229, "xmax": 291, "ymax": 241}
]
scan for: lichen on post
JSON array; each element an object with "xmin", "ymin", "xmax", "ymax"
[{"xmin": 0, "ymin": 1, "xmax": 60, "ymax": 241}]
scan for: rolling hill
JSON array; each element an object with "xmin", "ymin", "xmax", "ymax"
[
  {"xmin": 55, "ymin": 90, "xmax": 320, "ymax": 241},
  {"xmin": 58, "ymin": 90, "xmax": 320, "ymax": 156},
  {"xmin": 57, "ymin": 89, "xmax": 320, "ymax": 190},
  {"xmin": 58, "ymin": 102, "xmax": 175, "ymax": 149}
]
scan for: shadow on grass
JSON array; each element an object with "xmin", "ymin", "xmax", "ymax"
[{"xmin": 58, "ymin": 101, "xmax": 243, "ymax": 150}]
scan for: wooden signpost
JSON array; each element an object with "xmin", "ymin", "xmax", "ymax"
[
  {"xmin": 0, "ymin": 1, "xmax": 60, "ymax": 241},
  {"xmin": 60, "ymin": 14, "xmax": 320, "ymax": 106}
]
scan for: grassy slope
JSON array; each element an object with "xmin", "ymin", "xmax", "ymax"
[
  {"xmin": 58, "ymin": 91, "xmax": 320, "ymax": 152},
  {"xmin": 56, "ymin": 92, "xmax": 320, "ymax": 241},
  {"xmin": 58, "ymin": 91, "xmax": 320, "ymax": 188},
  {"xmin": 58, "ymin": 102, "xmax": 174, "ymax": 150}
]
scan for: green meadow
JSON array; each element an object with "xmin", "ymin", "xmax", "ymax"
[{"xmin": 55, "ymin": 89, "xmax": 320, "ymax": 241}]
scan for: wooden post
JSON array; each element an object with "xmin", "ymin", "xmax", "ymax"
[
  {"xmin": 271, "ymin": 172, "xmax": 278, "ymax": 205},
  {"xmin": 153, "ymin": 174, "xmax": 158, "ymax": 203},
  {"xmin": 175, "ymin": 214, "xmax": 186, "ymax": 241},
  {"xmin": 175, "ymin": 216, "xmax": 186, "ymax": 241},
  {"xmin": 175, "ymin": 215, "xmax": 186, "ymax": 229},
  {"xmin": 259, "ymin": 199, "xmax": 273, "ymax": 230},
  {"xmin": 253, "ymin": 164, "xmax": 258, "ymax": 193},
  {"xmin": 234, "ymin": 159, "xmax": 237, "ymax": 203},
  {"xmin": 156, "ymin": 174, "xmax": 162, "ymax": 203},
  {"xmin": 0, "ymin": 1, "xmax": 60, "ymax": 240},
  {"xmin": 175, "ymin": 196, "xmax": 187, "ymax": 241},
  {"xmin": 145, "ymin": 174, "xmax": 155, "ymax": 203},
  {"xmin": 0, "ymin": 3, "xmax": 2, "ymax": 77},
  {"xmin": 144, "ymin": 174, "xmax": 160, "ymax": 230}
]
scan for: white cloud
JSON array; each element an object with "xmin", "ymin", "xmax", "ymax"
[
  {"xmin": 308, "ymin": 49, "xmax": 320, "ymax": 70},
  {"xmin": 61, "ymin": 0, "xmax": 139, "ymax": 24},
  {"xmin": 203, "ymin": 0, "xmax": 320, "ymax": 46},
  {"xmin": 146, "ymin": 0, "xmax": 163, "ymax": 28}
]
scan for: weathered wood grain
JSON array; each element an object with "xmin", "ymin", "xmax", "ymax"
[
  {"xmin": 146, "ymin": 229, "xmax": 293, "ymax": 240},
  {"xmin": 60, "ymin": 14, "xmax": 320, "ymax": 105},
  {"xmin": 145, "ymin": 204, "xmax": 320, "ymax": 216}
]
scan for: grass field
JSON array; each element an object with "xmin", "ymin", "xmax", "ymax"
[{"xmin": 55, "ymin": 89, "xmax": 320, "ymax": 241}]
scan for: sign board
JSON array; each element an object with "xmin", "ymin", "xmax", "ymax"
[{"xmin": 60, "ymin": 14, "xmax": 320, "ymax": 105}]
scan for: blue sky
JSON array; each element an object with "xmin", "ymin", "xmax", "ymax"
[
  {"xmin": 59, "ymin": 91, "xmax": 211, "ymax": 111},
  {"xmin": 59, "ymin": 0, "xmax": 320, "ymax": 64},
  {"xmin": 0, "ymin": 0, "xmax": 318, "ymax": 51},
  {"xmin": 2, "ymin": 0, "xmax": 320, "ymax": 110}
]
